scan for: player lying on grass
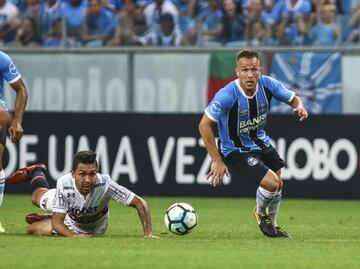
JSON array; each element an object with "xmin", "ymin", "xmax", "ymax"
[{"xmin": 8, "ymin": 150, "xmax": 158, "ymax": 238}]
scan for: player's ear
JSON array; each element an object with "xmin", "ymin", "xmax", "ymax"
[{"xmin": 235, "ymin": 68, "xmax": 239, "ymax": 77}]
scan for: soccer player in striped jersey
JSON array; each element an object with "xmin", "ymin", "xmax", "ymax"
[
  {"xmin": 8, "ymin": 150, "xmax": 158, "ymax": 238},
  {"xmin": 0, "ymin": 51, "xmax": 28, "ymax": 233},
  {"xmin": 199, "ymin": 49, "xmax": 308, "ymax": 238}
]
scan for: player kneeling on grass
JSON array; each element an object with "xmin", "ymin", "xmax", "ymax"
[{"xmin": 8, "ymin": 150, "xmax": 158, "ymax": 238}]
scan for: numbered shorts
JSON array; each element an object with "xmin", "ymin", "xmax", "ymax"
[{"xmin": 223, "ymin": 147, "xmax": 285, "ymax": 184}]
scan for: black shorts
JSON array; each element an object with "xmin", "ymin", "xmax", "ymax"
[
  {"xmin": 0, "ymin": 129, "xmax": 6, "ymax": 147},
  {"xmin": 223, "ymin": 147, "xmax": 285, "ymax": 184}
]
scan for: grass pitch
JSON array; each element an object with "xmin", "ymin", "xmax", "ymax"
[{"xmin": 1, "ymin": 195, "xmax": 360, "ymax": 269}]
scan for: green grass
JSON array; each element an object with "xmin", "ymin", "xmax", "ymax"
[{"xmin": 1, "ymin": 195, "xmax": 360, "ymax": 269}]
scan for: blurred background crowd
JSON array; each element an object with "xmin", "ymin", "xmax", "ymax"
[{"xmin": 1, "ymin": 0, "xmax": 360, "ymax": 48}]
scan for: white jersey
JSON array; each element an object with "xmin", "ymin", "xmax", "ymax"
[{"xmin": 51, "ymin": 173, "xmax": 135, "ymax": 234}]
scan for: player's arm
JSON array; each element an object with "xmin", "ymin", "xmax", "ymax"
[
  {"xmin": 51, "ymin": 212, "xmax": 91, "ymax": 238},
  {"xmin": 129, "ymin": 195, "xmax": 158, "ymax": 238},
  {"xmin": 289, "ymin": 95, "xmax": 308, "ymax": 122},
  {"xmin": 198, "ymin": 114, "xmax": 229, "ymax": 187},
  {"xmin": 8, "ymin": 78, "xmax": 28, "ymax": 143}
]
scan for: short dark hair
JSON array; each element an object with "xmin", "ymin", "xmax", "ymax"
[
  {"xmin": 236, "ymin": 49, "xmax": 260, "ymax": 62},
  {"xmin": 72, "ymin": 150, "xmax": 98, "ymax": 170}
]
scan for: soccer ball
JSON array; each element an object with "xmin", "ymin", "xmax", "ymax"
[{"xmin": 164, "ymin": 202, "xmax": 198, "ymax": 235}]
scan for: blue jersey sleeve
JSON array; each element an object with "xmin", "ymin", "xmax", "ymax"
[
  {"xmin": 0, "ymin": 51, "xmax": 21, "ymax": 84},
  {"xmin": 205, "ymin": 86, "xmax": 235, "ymax": 122},
  {"xmin": 261, "ymin": 75, "xmax": 295, "ymax": 103}
]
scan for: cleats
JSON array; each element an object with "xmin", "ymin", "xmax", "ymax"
[
  {"xmin": 253, "ymin": 207, "xmax": 277, "ymax": 237},
  {"xmin": 7, "ymin": 163, "xmax": 46, "ymax": 184},
  {"xmin": 25, "ymin": 213, "xmax": 52, "ymax": 224},
  {"xmin": 275, "ymin": 226, "xmax": 291, "ymax": 238},
  {"xmin": 0, "ymin": 222, "xmax": 5, "ymax": 233}
]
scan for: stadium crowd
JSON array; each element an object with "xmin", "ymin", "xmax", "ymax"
[{"xmin": 0, "ymin": 0, "xmax": 359, "ymax": 47}]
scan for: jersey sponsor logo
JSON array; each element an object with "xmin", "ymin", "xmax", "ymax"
[
  {"xmin": 210, "ymin": 101, "xmax": 222, "ymax": 115},
  {"xmin": 94, "ymin": 182, "xmax": 105, "ymax": 188},
  {"xmin": 247, "ymin": 156, "xmax": 258, "ymax": 166},
  {"xmin": 239, "ymin": 113, "xmax": 267, "ymax": 133},
  {"xmin": 9, "ymin": 62, "xmax": 18, "ymax": 75},
  {"xmin": 68, "ymin": 206, "xmax": 99, "ymax": 215},
  {"xmin": 63, "ymin": 186, "xmax": 74, "ymax": 190}
]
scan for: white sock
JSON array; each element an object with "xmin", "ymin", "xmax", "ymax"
[
  {"xmin": 0, "ymin": 170, "xmax": 5, "ymax": 206},
  {"xmin": 268, "ymin": 190, "xmax": 282, "ymax": 227},
  {"xmin": 256, "ymin": 186, "xmax": 276, "ymax": 216}
]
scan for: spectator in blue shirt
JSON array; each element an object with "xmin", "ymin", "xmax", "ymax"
[
  {"xmin": 188, "ymin": 0, "xmax": 223, "ymax": 45},
  {"xmin": 38, "ymin": 0, "xmax": 62, "ymax": 37},
  {"xmin": 60, "ymin": 0, "xmax": 87, "ymax": 40},
  {"xmin": 80, "ymin": 0, "xmax": 117, "ymax": 46},
  {"xmin": 309, "ymin": 3, "xmax": 340, "ymax": 46},
  {"xmin": 271, "ymin": 0, "xmax": 312, "ymax": 45}
]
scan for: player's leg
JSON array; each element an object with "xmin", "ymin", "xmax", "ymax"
[
  {"xmin": 0, "ymin": 130, "xmax": 7, "ymax": 233},
  {"xmin": 8, "ymin": 164, "xmax": 54, "ymax": 225},
  {"xmin": 8, "ymin": 163, "xmax": 48, "ymax": 207},
  {"xmin": 25, "ymin": 189, "xmax": 56, "ymax": 224},
  {"xmin": 254, "ymin": 169, "xmax": 280, "ymax": 237},
  {"xmin": 267, "ymin": 169, "xmax": 283, "ymax": 227},
  {"xmin": 224, "ymin": 152, "xmax": 278, "ymax": 237},
  {"xmin": 262, "ymin": 148, "xmax": 290, "ymax": 238},
  {"xmin": 27, "ymin": 218, "xmax": 53, "ymax": 236}
]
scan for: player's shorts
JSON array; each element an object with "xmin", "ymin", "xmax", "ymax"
[
  {"xmin": 223, "ymin": 146, "xmax": 285, "ymax": 184},
  {"xmin": 0, "ymin": 129, "xmax": 6, "ymax": 147},
  {"xmin": 39, "ymin": 189, "xmax": 56, "ymax": 212}
]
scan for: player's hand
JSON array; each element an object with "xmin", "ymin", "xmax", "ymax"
[
  {"xmin": 293, "ymin": 106, "xmax": 308, "ymax": 122},
  {"xmin": 8, "ymin": 119, "xmax": 24, "ymax": 143},
  {"xmin": 207, "ymin": 159, "xmax": 229, "ymax": 187},
  {"xmin": 144, "ymin": 234, "xmax": 160, "ymax": 239},
  {"xmin": 72, "ymin": 233, "xmax": 93, "ymax": 238}
]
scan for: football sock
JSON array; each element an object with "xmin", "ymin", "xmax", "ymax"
[
  {"xmin": 256, "ymin": 186, "xmax": 276, "ymax": 216},
  {"xmin": 30, "ymin": 169, "xmax": 49, "ymax": 192},
  {"xmin": 0, "ymin": 170, "xmax": 5, "ymax": 206},
  {"xmin": 268, "ymin": 190, "xmax": 282, "ymax": 227}
]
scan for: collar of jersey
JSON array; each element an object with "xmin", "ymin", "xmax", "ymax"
[{"xmin": 235, "ymin": 79, "xmax": 258, "ymax": 99}]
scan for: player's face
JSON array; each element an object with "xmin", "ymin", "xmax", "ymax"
[
  {"xmin": 235, "ymin": 57, "xmax": 262, "ymax": 94},
  {"xmin": 72, "ymin": 163, "xmax": 98, "ymax": 196}
]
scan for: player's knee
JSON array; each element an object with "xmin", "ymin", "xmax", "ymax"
[
  {"xmin": 31, "ymin": 196, "xmax": 38, "ymax": 207},
  {"xmin": 27, "ymin": 224, "xmax": 37, "ymax": 235},
  {"xmin": 278, "ymin": 178, "xmax": 283, "ymax": 190},
  {"xmin": 261, "ymin": 171, "xmax": 280, "ymax": 192},
  {"xmin": 27, "ymin": 219, "xmax": 52, "ymax": 236}
]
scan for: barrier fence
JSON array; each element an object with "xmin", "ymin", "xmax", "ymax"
[
  {"xmin": 3, "ymin": 47, "xmax": 360, "ymax": 113},
  {"xmin": 5, "ymin": 113, "xmax": 360, "ymax": 199}
]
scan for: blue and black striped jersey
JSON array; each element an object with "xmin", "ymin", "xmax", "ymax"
[
  {"xmin": 205, "ymin": 75, "xmax": 295, "ymax": 157},
  {"xmin": 0, "ymin": 51, "xmax": 21, "ymax": 109}
]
